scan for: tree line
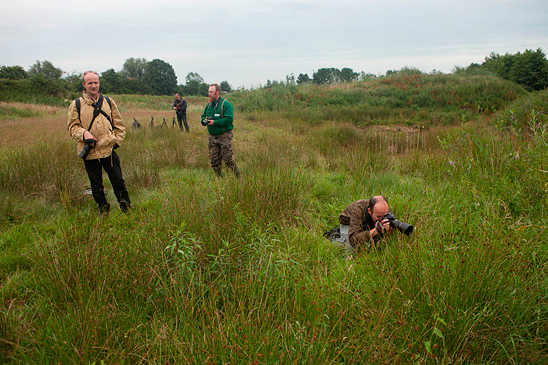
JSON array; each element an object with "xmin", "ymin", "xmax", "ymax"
[
  {"xmin": 266, "ymin": 48, "xmax": 548, "ymax": 92},
  {"xmin": 1, "ymin": 48, "xmax": 546, "ymax": 103},
  {"xmin": 0, "ymin": 57, "xmax": 232, "ymax": 98}
]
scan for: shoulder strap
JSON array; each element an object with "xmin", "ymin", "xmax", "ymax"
[
  {"xmin": 76, "ymin": 95, "xmax": 113, "ymax": 126},
  {"xmin": 220, "ymin": 99, "xmax": 226, "ymax": 118},
  {"xmin": 101, "ymin": 96, "xmax": 114, "ymax": 128},
  {"xmin": 76, "ymin": 95, "xmax": 113, "ymax": 132},
  {"xmin": 75, "ymin": 97, "xmax": 82, "ymax": 120}
]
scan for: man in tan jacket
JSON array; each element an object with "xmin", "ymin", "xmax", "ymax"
[{"xmin": 67, "ymin": 71, "xmax": 131, "ymax": 214}]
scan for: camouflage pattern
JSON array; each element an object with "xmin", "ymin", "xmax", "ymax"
[{"xmin": 208, "ymin": 130, "xmax": 240, "ymax": 177}]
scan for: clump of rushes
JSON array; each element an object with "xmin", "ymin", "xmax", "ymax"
[{"xmin": 0, "ymin": 76, "xmax": 546, "ymax": 364}]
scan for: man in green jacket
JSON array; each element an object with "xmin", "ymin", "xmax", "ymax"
[{"xmin": 200, "ymin": 83, "xmax": 240, "ymax": 178}]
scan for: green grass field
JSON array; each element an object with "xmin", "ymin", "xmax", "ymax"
[{"xmin": 1, "ymin": 74, "xmax": 547, "ymax": 364}]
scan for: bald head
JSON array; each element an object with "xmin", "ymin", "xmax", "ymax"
[{"xmin": 368, "ymin": 195, "xmax": 389, "ymax": 222}]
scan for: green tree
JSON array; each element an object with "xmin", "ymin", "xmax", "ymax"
[
  {"xmin": 0, "ymin": 65, "xmax": 28, "ymax": 80},
  {"xmin": 220, "ymin": 80, "xmax": 232, "ymax": 93},
  {"xmin": 358, "ymin": 72, "xmax": 377, "ymax": 81},
  {"xmin": 100, "ymin": 69, "xmax": 121, "ymax": 94},
  {"xmin": 285, "ymin": 74, "xmax": 296, "ymax": 85},
  {"xmin": 28, "ymin": 60, "xmax": 63, "ymax": 80},
  {"xmin": 61, "ymin": 72, "xmax": 84, "ymax": 94},
  {"xmin": 183, "ymin": 72, "xmax": 208, "ymax": 96},
  {"xmin": 482, "ymin": 52, "xmax": 515, "ymax": 80},
  {"xmin": 296, "ymin": 73, "xmax": 311, "ymax": 85},
  {"xmin": 120, "ymin": 57, "xmax": 147, "ymax": 79},
  {"xmin": 143, "ymin": 59, "xmax": 177, "ymax": 95},
  {"xmin": 509, "ymin": 48, "xmax": 548, "ymax": 91},
  {"xmin": 340, "ymin": 67, "xmax": 357, "ymax": 82},
  {"xmin": 313, "ymin": 68, "xmax": 341, "ymax": 84}
]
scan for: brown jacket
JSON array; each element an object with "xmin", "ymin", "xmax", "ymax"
[
  {"xmin": 67, "ymin": 92, "xmax": 125, "ymax": 160},
  {"xmin": 339, "ymin": 199, "xmax": 391, "ymax": 248}
]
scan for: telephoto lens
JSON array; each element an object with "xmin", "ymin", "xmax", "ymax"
[{"xmin": 383, "ymin": 213, "xmax": 414, "ymax": 236}]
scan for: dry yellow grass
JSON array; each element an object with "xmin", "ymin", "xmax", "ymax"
[{"xmin": 0, "ymin": 101, "xmax": 208, "ymax": 149}]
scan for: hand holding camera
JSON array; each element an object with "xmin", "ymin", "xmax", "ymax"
[
  {"xmin": 78, "ymin": 138, "xmax": 97, "ymax": 159},
  {"xmin": 201, "ymin": 117, "xmax": 213, "ymax": 126},
  {"xmin": 383, "ymin": 213, "xmax": 414, "ymax": 236},
  {"xmin": 375, "ymin": 220, "xmax": 386, "ymax": 235}
]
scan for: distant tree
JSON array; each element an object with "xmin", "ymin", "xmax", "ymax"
[
  {"xmin": 183, "ymin": 72, "xmax": 208, "ymax": 95},
  {"xmin": 453, "ymin": 63, "xmax": 494, "ymax": 76},
  {"xmin": 313, "ymin": 68, "xmax": 341, "ymax": 84},
  {"xmin": 100, "ymin": 68, "xmax": 122, "ymax": 94},
  {"xmin": 386, "ymin": 67, "xmax": 423, "ymax": 77},
  {"xmin": 220, "ymin": 80, "xmax": 232, "ymax": 93},
  {"xmin": 186, "ymin": 72, "xmax": 204, "ymax": 84},
  {"xmin": 29, "ymin": 74, "xmax": 64, "ymax": 96},
  {"xmin": 285, "ymin": 74, "xmax": 296, "ymax": 85},
  {"xmin": 478, "ymin": 48, "xmax": 548, "ymax": 91},
  {"xmin": 120, "ymin": 57, "xmax": 147, "ymax": 79},
  {"xmin": 0, "ymin": 65, "xmax": 28, "ymax": 80},
  {"xmin": 509, "ymin": 48, "xmax": 548, "ymax": 91},
  {"xmin": 28, "ymin": 60, "xmax": 63, "ymax": 80},
  {"xmin": 142, "ymin": 59, "xmax": 177, "ymax": 95},
  {"xmin": 358, "ymin": 72, "xmax": 377, "ymax": 81},
  {"xmin": 482, "ymin": 52, "xmax": 515, "ymax": 80},
  {"xmin": 340, "ymin": 67, "xmax": 357, "ymax": 82},
  {"xmin": 265, "ymin": 79, "xmax": 272, "ymax": 88},
  {"xmin": 61, "ymin": 72, "xmax": 84, "ymax": 93},
  {"xmin": 296, "ymin": 73, "xmax": 311, "ymax": 85}
]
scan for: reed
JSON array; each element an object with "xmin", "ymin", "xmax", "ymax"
[{"xmin": 1, "ymin": 78, "xmax": 546, "ymax": 364}]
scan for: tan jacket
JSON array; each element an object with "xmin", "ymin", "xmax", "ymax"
[
  {"xmin": 67, "ymin": 92, "xmax": 125, "ymax": 160},
  {"xmin": 339, "ymin": 199, "xmax": 391, "ymax": 248}
]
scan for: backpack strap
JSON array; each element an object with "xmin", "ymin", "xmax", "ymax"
[
  {"xmin": 75, "ymin": 97, "xmax": 81, "ymax": 119},
  {"xmin": 220, "ymin": 99, "xmax": 226, "ymax": 119},
  {"xmin": 74, "ymin": 95, "xmax": 114, "ymax": 130},
  {"xmin": 100, "ymin": 96, "xmax": 114, "ymax": 126}
]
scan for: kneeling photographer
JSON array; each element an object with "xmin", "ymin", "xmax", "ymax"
[{"xmin": 324, "ymin": 195, "xmax": 413, "ymax": 252}]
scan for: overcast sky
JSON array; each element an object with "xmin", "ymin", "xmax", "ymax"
[{"xmin": 1, "ymin": 0, "xmax": 547, "ymax": 88}]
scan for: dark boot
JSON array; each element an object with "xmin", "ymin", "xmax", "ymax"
[
  {"xmin": 233, "ymin": 164, "xmax": 241, "ymax": 179},
  {"xmin": 99, "ymin": 203, "xmax": 110, "ymax": 217},
  {"xmin": 120, "ymin": 200, "xmax": 131, "ymax": 213}
]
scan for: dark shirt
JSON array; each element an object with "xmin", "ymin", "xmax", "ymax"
[{"xmin": 173, "ymin": 98, "xmax": 187, "ymax": 114}]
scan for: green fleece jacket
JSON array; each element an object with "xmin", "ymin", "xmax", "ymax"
[{"xmin": 200, "ymin": 97, "xmax": 234, "ymax": 136}]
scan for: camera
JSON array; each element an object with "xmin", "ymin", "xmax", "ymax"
[
  {"xmin": 78, "ymin": 138, "xmax": 96, "ymax": 159},
  {"xmin": 201, "ymin": 117, "xmax": 212, "ymax": 126},
  {"xmin": 383, "ymin": 213, "xmax": 413, "ymax": 236}
]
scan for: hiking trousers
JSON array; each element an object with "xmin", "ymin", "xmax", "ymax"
[{"xmin": 84, "ymin": 150, "xmax": 131, "ymax": 211}]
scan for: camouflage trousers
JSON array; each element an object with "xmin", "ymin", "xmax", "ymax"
[{"xmin": 208, "ymin": 131, "xmax": 240, "ymax": 178}]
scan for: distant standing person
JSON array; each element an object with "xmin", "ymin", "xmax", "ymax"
[
  {"xmin": 200, "ymin": 84, "xmax": 240, "ymax": 178},
  {"xmin": 172, "ymin": 93, "xmax": 189, "ymax": 132},
  {"xmin": 67, "ymin": 71, "xmax": 131, "ymax": 215}
]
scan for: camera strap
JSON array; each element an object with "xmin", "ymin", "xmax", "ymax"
[
  {"xmin": 75, "ymin": 95, "xmax": 114, "ymax": 131},
  {"xmin": 87, "ymin": 95, "xmax": 104, "ymax": 132}
]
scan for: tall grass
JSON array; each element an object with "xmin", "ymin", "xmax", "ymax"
[
  {"xmin": 230, "ymin": 74, "xmax": 526, "ymax": 127},
  {"xmin": 1, "ymin": 79, "xmax": 547, "ymax": 363}
]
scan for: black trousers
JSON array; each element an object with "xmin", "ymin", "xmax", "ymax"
[
  {"xmin": 84, "ymin": 151, "xmax": 131, "ymax": 210},
  {"xmin": 176, "ymin": 113, "xmax": 189, "ymax": 131}
]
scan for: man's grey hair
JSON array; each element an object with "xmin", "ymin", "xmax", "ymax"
[{"xmin": 82, "ymin": 71, "xmax": 99, "ymax": 80}]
